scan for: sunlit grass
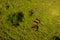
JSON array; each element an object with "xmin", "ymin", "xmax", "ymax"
[{"xmin": 0, "ymin": 0, "xmax": 60, "ymax": 40}]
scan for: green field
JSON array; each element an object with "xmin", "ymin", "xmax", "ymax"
[{"xmin": 0, "ymin": 0, "xmax": 60, "ymax": 40}]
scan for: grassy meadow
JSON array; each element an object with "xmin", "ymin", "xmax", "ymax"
[{"xmin": 0, "ymin": 0, "xmax": 60, "ymax": 40}]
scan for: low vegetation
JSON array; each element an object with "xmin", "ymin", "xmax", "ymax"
[{"xmin": 0, "ymin": 0, "xmax": 60, "ymax": 40}]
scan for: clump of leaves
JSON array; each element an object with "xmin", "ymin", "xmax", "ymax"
[{"xmin": 7, "ymin": 12, "xmax": 24, "ymax": 27}]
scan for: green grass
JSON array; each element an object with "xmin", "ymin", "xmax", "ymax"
[{"xmin": 0, "ymin": 0, "xmax": 60, "ymax": 40}]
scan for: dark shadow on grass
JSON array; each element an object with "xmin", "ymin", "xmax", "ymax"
[
  {"xmin": 17, "ymin": 12, "xmax": 24, "ymax": 22},
  {"xmin": 7, "ymin": 12, "xmax": 24, "ymax": 27},
  {"xmin": 53, "ymin": 36, "xmax": 60, "ymax": 40},
  {"xmin": 32, "ymin": 25, "xmax": 38, "ymax": 31},
  {"xmin": 6, "ymin": 5, "xmax": 10, "ymax": 9},
  {"xmin": 29, "ymin": 9, "xmax": 34, "ymax": 16}
]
